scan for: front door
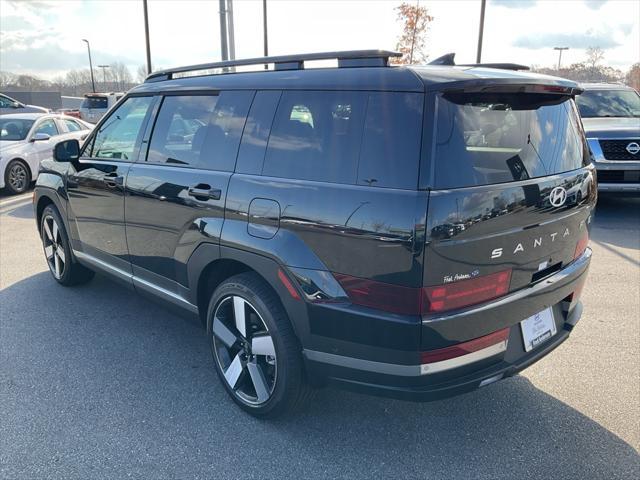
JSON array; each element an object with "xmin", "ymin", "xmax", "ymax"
[{"xmin": 66, "ymin": 95, "xmax": 156, "ymax": 273}]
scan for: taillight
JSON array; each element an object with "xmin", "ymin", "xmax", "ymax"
[
  {"xmin": 422, "ymin": 269, "xmax": 512, "ymax": 314},
  {"xmin": 333, "ymin": 274, "xmax": 422, "ymax": 315},
  {"xmin": 420, "ymin": 327, "xmax": 509, "ymax": 365},
  {"xmin": 574, "ymin": 232, "xmax": 589, "ymax": 260},
  {"xmin": 334, "ymin": 269, "xmax": 512, "ymax": 316}
]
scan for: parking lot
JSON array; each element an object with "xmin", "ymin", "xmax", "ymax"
[{"xmin": 1, "ymin": 190, "xmax": 638, "ymax": 479}]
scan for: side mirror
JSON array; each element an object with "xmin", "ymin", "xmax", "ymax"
[
  {"xmin": 11, "ymin": 101, "xmax": 22, "ymax": 108},
  {"xmin": 53, "ymin": 139, "xmax": 80, "ymax": 162},
  {"xmin": 30, "ymin": 133, "xmax": 51, "ymax": 142}
]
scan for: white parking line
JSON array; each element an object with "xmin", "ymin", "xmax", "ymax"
[{"xmin": 0, "ymin": 191, "xmax": 33, "ymax": 208}]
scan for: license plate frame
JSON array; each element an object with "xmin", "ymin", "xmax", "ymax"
[{"xmin": 520, "ymin": 307, "xmax": 557, "ymax": 353}]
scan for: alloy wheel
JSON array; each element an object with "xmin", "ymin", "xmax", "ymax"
[
  {"xmin": 8, "ymin": 163, "xmax": 28, "ymax": 192},
  {"xmin": 212, "ymin": 295, "xmax": 277, "ymax": 405},
  {"xmin": 42, "ymin": 215, "xmax": 66, "ymax": 279}
]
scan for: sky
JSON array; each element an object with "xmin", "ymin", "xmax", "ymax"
[{"xmin": 0, "ymin": 0, "xmax": 638, "ymax": 81}]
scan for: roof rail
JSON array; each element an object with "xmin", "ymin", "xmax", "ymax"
[
  {"xmin": 428, "ymin": 53, "xmax": 530, "ymax": 71},
  {"xmin": 145, "ymin": 50, "xmax": 402, "ymax": 82}
]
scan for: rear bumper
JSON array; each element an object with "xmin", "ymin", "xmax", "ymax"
[
  {"xmin": 304, "ymin": 248, "xmax": 590, "ymax": 401},
  {"xmin": 597, "ymin": 182, "xmax": 640, "ymax": 193},
  {"xmin": 309, "ymin": 305, "xmax": 579, "ymax": 401}
]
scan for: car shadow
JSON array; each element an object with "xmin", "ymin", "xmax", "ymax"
[
  {"xmin": 591, "ymin": 195, "xmax": 640, "ymax": 263},
  {"xmin": 2, "ymin": 272, "xmax": 638, "ymax": 479}
]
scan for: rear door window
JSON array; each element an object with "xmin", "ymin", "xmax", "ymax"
[
  {"xmin": 34, "ymin": 119, "xmax": 59, "ymax": 137},
  {"xmin": 146, "ymin": 91, "xmax": 253, "ymax": 171},
  {"xmin": 434, "ymin": 93, "xmax": 587, "ymax": 189}
]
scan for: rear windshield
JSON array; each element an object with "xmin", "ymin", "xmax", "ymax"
[
  {"xmin": 81, "ymin": 96, "xmax": 108, "ymax": 109},
  {"xmin": 576, "ymin": 89, "xmax": 640, "ymax": 118},
  {"xmin": 0, "ymin": 119, "xmax": 35, "ymax": 141},
  {"xmin": 434, "ymin": 93, "xmax": 587, "ymax": 189}
]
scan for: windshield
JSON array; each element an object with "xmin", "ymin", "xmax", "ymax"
[
  {"xmin": 576, "ymin": 89, "xmax": 640, "ymax": 118},
  {"xmin": 434, "ymin": 93, "xmax": 587, "ymax": 189},
  {"xmin": 0, "ymin": 119, "xmax": 35, "ymax": 141},
  {"xmin": 81, "ymin": 96, "xmax": 108, "ymax": 109}
]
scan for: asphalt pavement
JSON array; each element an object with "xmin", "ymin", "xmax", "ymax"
[{"xmin": 1, "ymin": 190, "xmax": 638, "ymax": 480}]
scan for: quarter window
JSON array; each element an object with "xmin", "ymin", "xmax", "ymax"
[
  {"xmin": 90, "ymin": 96, "xmax": 154, "ymax": 160},
  {"xmin": 357, "ymin": 92, "xmax": 423, "ymax": 189}
]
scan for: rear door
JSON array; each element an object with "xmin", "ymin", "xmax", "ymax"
[
  {"xmin": 124, "ymin": 91, "xmax": 254, "ymax": 297},
  {"xmin": 421, "ymin": 90, "xmax": 595, "ymax": 323}
]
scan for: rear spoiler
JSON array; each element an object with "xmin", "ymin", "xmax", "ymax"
[
  {"xmin": 429, "ymin": 53, "xmax": 530, "ymax": 71},
  {"xmin": 428, "ymin": 53, "xmax": 582, "ymax": 96}
]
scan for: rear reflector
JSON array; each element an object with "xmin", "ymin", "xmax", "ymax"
[
  {"xmin": 574, "ymin": 232, "xmax": 589, "ymax": 260},
  {"xmin": 278, "ymin": 269, "xmax": 300, "ymax": 300},
  {"xmin": 422, "ymin": 269, "xmax": 512, "ymax": 313},
  {"xmin": 420, "ymin": 327, "xmax": 510, "ymax": 365}
]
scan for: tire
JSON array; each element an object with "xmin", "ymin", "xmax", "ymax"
[
  {"xmin": 4, "ymin": 159, "xmax": 31, "ymax": 195},
  {"xmin": 40, "ymin": 205, "xmax": 94, "ymax": 286},
  {"xmin": 207, "ymin": 272, "xmax": 311, "ymax": 418}
]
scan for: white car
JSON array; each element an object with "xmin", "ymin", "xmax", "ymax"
[{"xmin": 0, "ymin": 113, "xmax": 93, "ymax": 194}]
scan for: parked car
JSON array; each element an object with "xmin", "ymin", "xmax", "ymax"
[
  {"xmin": 576, "ymin": 83, "xmax": 640, "ymax": 193},
  {"xmin": 1, "ymin": 113, "xmax": 92, "ymax": 194},
  {"xmin": 0, "ymin": 93, "xmax": 49, "ymax": 115},
  {"xmin": 34, "ymin": 50, "xmax": 594, "ymax": 418},
  {"xmin": 79, "ymin": 92, "xmax": 124, "ymax": 124}
]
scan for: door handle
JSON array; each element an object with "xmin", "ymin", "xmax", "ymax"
[
  {"xmin": 188, "ymin": 184, "xmax": 222, "ymax": 201},
  {"xmin": 103, "ymin": 173, "xmax": 123, "ymax": 188}
]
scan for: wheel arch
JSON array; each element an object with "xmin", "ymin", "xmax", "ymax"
[
  {"xmin": 34, "ymin": 188, "xmax": 65, "ymax": 235},
  {"xmin": 188, "ymin": 243, "xmax": 309, "ymax": 344}
]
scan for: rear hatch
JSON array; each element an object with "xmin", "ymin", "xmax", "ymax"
[
  {"xmin": 80, "ymin": 95, "xmax": 108, "ymax": 121},
  {"xmin": 422, "ymin": 86, "xmax": 595, "ymax": 346}
]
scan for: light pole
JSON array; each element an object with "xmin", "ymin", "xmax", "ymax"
[
  {"xmin": 476, "ymin": 0, "xmax": 486, "ymax": 63},
  {"xmin": 263, "ymin": 0, "xmax": 268, "ymax": 69},
  {"xmin": 143, "ymin": 0, "xmax": 152, "ymax": 74},
  {"xmin": 81, "ymin": 39, "xmax": 96, "ymax": 93},
  {"xmin": 98, "ymin": 65, "xmax": 110, "ymax": 92},
  {"xmin": 554, "ymin": 46, "xmax": 569, "ymax": 70}
]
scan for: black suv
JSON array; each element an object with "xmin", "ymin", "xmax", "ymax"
[{"xmin": 34, "ymin": 51, "xmax": 595, "ymax": 417}]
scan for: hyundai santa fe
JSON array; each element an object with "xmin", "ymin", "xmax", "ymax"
[{"xmin": 33, "ymin": 50, "xmax": 595, "ymax": 417}]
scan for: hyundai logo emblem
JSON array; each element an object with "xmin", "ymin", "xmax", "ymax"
[
  {"xmin": 626, "ymin": 142, "xmax": 640, "ymax": 155},
  {"xmin": 549, "ymin": 186, "xmax": 567, "ymax": 207}
]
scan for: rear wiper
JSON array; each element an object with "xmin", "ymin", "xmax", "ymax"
[{"xmin": 527, "ymin": 134, "xmax": 547, "ymax": 174}]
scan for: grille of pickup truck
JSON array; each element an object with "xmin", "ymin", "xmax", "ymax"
[{"xmin": 599, "ymin": 139, "xmax": 640, "ymax": 160}]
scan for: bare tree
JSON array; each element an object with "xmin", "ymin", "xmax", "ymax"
[
  {"xmin": 136, "ymin": 65, "xmax": 148, "ymax": 83},
  {"xmin": 626, "ymin": 63, "xmax": 640, "ymax": 90},
  {"xmin": 109, "ymin": 62, "xmax": 133, "ymax": 91},
  {"xmin": 391, "ymin": 1, "xmax": 434, "ymax": 65},
  {"xmin": 586, "ymin": 47, "xmax": 605, "ymax": 68}
]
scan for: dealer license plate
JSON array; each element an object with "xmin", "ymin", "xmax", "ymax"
[{"xmin": 520, "ymin": 308, "xmax": 557, "ymax": 352}]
